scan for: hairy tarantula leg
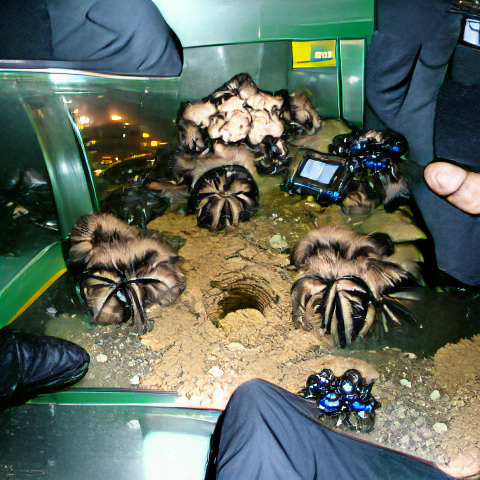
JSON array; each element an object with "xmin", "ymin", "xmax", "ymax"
[
  {"xmin": 125, "ymin": 277, "xmax": 163, "ymax": 286},
  {"xmin": 337, "ymin": 276, "xmax": 376, "ymax": 344},
  {"xmin": 382, "ymin": 295, "xmax": 417, "ymax": 325},
  {"xmin": 82, "ymin": 273, "xmax": 118, "ymax": 285},
  {"xmin": 210, "ymin": 197, "xmax": 227, "ymax": 231},
  {"xmin": 127, "ymin": 277, "xmax": 178, "ymax": 306},
  {"xmin": 323, "ymin": 282, "xmax": 338, "ymax": 333},
  {"xmin": 338, "ymin": 276, "xmax": 371, "ymax": 295},
  {"xmin": 358, "ymin": 303, "xmax": 376, "ymax": 339},
  {"xmin": 131, "ymin": 283, "xmax": 149, "ymax": 333},
  {"xmin": 291, "ymin": 275, "xmax": 328, "ymax": 329},
  {"xmin": 378, "ymin": 306, "xmax": 389, "ymax": 334},
  {"xmin": 236, "ymin": 193, "xmax": 255, "ymax": 207},
  {"xmin": 93, "ymin": 283, "xmax": 125, "ymax": 319},
  {"xmin": 116, "ymin": 287, "xmax": 136, "ymax": 327},
  {"xmin": 382, "ymin": 304, "xmax": 404, "ymax": 328},
  {"xmin": 338, "ymin": 291, "xmax": 355, "ymax": 346},
  {"xmin": 330, "ymin": 298, "xmax": 341, "ymax": 347},
  {"xmin": 227, "ymin": 196, "xmax": 243, "ymax": 227},
  {"xmin": 124, "ymin": 283, "xmax": 149, "ymax": 335},
  {"xmin": 197, "ymin": 196, "xmax": 210, "ymax": 211},
  {"xmin": 121, "ymin": 286, "xmax": 138, "ymax": 329}
]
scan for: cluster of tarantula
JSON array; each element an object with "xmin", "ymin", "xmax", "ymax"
[
  {"xmin": 172, "ymin": 73, "xmax": 322, "ymax": 231},
  {"xmin": 299, "ymin": 368, "xmax": 380, "ymax": 433},
  {"xmin": 177, "ymin": 72, "xmax": 321, "ymax": 160},
  {"xmin": 291, "ymin": 225, "xmax": 419, "ymax": 348},
  {"xmin": 329, "ymin": 128, "xmax": 410, "ymax": 213},
  {"xmin": 69, "ymin": 213, "xmax": 185, "ymax": 334}
]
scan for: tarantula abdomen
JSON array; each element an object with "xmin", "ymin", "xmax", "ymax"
[{"xmin": 188, "ymin": 165, "xmax": 260, "ymax": 231}]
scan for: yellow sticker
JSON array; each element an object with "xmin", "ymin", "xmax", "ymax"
[{"xmin": 292, "ymin": 40, "xmax": 336, "ymax": 69}]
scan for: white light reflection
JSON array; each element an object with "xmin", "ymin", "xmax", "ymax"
[{"xmin": 143, "ymin": 432, "xmax": 211, "ymax": 480}]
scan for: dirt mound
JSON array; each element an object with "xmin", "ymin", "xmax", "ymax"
[
  {"xmin": 434, "ymin": 335, "xmax": 480, "ymax": 459},
  {"xmin": 434, "ymin": 335, "xmax": 480, "ymax": 392}
]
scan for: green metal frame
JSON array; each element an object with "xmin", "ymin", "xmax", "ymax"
[
  {"xmin": 155, "ymin": 0, "xmax": 374, "ymax": 47},
  {"xmin": 29, "ymin": 388, "xmax": 179, "ymax": 406},
  {"xmin": 2, "ymin": 242, "xmax": 67, "ymax": 325}
]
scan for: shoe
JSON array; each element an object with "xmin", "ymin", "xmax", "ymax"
[{"xmin": 0, "ymin": 330, "xmax": 90, "ymax": 410}]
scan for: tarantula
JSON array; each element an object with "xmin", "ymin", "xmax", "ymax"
[
  {"xmin": 189, "ymin": 164, "xmax": 260, "ymax": 231},
  {"xmin": 69, "ymin": 213, "xmax": 185, "ymax": 334},
  {"xmin": 172, "ymin": 143, "xmax": 260, "ymax": 231},
  {"xmin": 291, "ymin": 225, "xmax": 419, "ymax": 348}
]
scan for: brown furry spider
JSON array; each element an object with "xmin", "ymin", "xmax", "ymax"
[
  {"xmin": 69, "ymin": 213, "xmax": 185, "ymax": 334},
  {"xmin": 290, "ymin": 225, "xmax": 420, "ymax": 348},
  {"xmin": 172, "ymin": 144, "xmax": 260, "ymax": 231}
]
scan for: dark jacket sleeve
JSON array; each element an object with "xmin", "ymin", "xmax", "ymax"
[
  {"xmin": 365, "ymin": 0, "xmax": 461, "ymax": 164},
  {"xmin": 48, "ymin": 0, "xmax": 182, "ymax": 75}
]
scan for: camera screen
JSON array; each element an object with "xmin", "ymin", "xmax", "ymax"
[{"xmin": 299, "ymin": 159, "xmax": 339, "ymax": 184}]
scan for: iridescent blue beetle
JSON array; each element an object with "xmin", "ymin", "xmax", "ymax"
[
  {"xmin": 318, "ymin": 391, "xmax": 342, "ymax": 415},
  {"xmin": 299, "ymin": 368, "xmax": 338, "ymax": 399}
]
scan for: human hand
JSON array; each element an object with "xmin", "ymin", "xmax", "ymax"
[{"xmin": 424, "ymin": 162, "xmax": 480, "ymax": 214}]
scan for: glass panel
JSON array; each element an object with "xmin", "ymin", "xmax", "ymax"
[
  {"xmin": 0, "ymin": 81, "xmax": 65, "ymax": 325},
  {"xmin": 0, "ymin": 402, "xmax": 220, "ymax": 480}
]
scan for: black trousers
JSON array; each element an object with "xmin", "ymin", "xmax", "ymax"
[
  {"xmin": 206, "ymin": 379, "xmax": 454, "ymax": 480},
  {"xmin": 365, "ymin": 0, "xmax": 480, "ymax": 286},
  {"xmin": 48, "ymin": 0, "xmax": 182, "ymax": 75}
]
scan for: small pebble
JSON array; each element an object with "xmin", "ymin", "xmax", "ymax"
[
  {"xmin": 269, "ymin": 234, "xmax": 288, "ymax": 250},
  {"xmin": 226, "ymin": 342, "xmax": 245, "ymax": 352},
  {"xmin": 45, "ymin": 306, "xmax": 58, "ymax": 317},
  {"xmin": 415, "ymin": 417, "xmax": 426, "ymax": 427},
  {"xmin": 129, "ymin": 375, "xmax": 140, "ymax": 385},
  {"xmin": 208, "ymin": 366, "xmax": 224, "ymax": 378},
  {"xmin": 399, "ymin": 379, "xmax": 412, "ymax": 388},
  {"xmin": 127, "ymin": 419, "xmax": 140, "ymax": 430},
  {"xmin": 430, "ymin": 390, "xmax": 441, "ymax": 401},
  {"xmin": 96, "ymin": 354, "xmax": 108, "ymax": 363},
  {"xmin": 432, "ymin": 422, "xmax": 448, "ymax": 433}
]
